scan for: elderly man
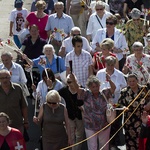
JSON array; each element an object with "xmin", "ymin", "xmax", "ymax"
[
  {"xmin": 0, "ymin": 69, "xmax": 28, "ymax": 133},
  {"xmin": 58, "ymin": 26, "xmax": 92, "ymax": 58},
  {"xmin": 96, "ymin": 56, "xmax": 127, "ymax": 104},
  {"xmin": 45, "ymin": 2, "xmax": 74, "ymax": 55},
  {"xmin": 0, "ymin": 51, "xmax": 29, "ymax": 97}
]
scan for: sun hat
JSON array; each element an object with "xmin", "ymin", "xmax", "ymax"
[{"xmin": 130, "ymin": 8, "xmax": 141, "ymax": 19}]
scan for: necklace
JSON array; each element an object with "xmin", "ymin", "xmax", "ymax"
[{"xmin": 36, "ymin": 12, "xmax": 44, "ymax": 22}]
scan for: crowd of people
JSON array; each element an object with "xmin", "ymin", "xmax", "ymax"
[{"xmin": 0, "ymin": 0, "xmax": 150, "ymax": 150}]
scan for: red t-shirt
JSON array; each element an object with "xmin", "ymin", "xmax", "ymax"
[
  {"xmin": 93, "ymin": 52, "xmax": 116, "ymax": 70},
  {"xmin": 26, "ymin": 12, "xmax": 48, "ymax": 40},
  {"xmin": 0, "ymin": 128, "xmax": 26, "ymax": 150}
]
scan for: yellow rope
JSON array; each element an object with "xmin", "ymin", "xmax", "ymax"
[
  {"xmin": 60, "ymin": 86, "xmax": 147, "ymax": 150},
  {"xmin": 100, "ymin": 89, "xmax": 150, "ymax": 150}
]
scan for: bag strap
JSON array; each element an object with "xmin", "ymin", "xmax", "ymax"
[
  {"xmin": 56, "ymin": 56, "xmax": 59, "ymax": 72},
  {"xmin": 101, "ymin": 91, "xmax": 109, "ymax": 104},
  {"xmin": 95, "ymin": 15, "xmax": 103, "ymax": 28}
]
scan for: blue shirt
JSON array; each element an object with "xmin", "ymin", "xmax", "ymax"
[
  {"xmin": 33, "ymin": 55, "xmax": 66, "ymax": 78},
  {"xmin": 45, "ymin": 13, "xmax": 74, "ymax": 41}
]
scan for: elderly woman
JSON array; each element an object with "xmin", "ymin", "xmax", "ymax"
[
  {"xmin": 32, "ymin": 68, "xmax": 64, "ymax": 106},
  {"xmin": 25, "ymin": 0, "xmax": 48, "ymax": 40},
  {"xmin": 92, "ymin": 15, "xmax": 128, "ymax": 71},
  {"xmin": 125, "ymin": 8, "xmax": 148, "ymax": 52},
  {"xmin": 0, "ymin": 112, "xmax": 26, "ymax": 149},
  {"xmin": 93, "ymin": 38, "xmax": 119, "ymax": 74},
  {"xmin": 70, "ymin": 74, "xmax": 116, "ymax": 150},
  {"xmin": 118, "ymin": 74, "xmax": 149, "ymax": 150},
  {"xmin": 123, "ymin": 41, "xmax": 150, "ymax": 85},
  {"xmin": 96, "ymin": 56, "xmax": 127, "ymax": 104},
  {"xmin": 123, "ymin": 0, "xmax": 144, "ymax": 21},
  {"xmin": 23, "ymin": 44, "xmax": 66, "ymax": 78},
  {"xmin": 33, "ymin": 90, "xmax": 72, "ymax": 150},
  {"xmin": 86, "ymin": 1, "xmax": 112, "ymax": 42}
]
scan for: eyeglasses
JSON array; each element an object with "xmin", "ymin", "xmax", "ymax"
[
  {"xmin": 106, "ymin": 22, "xmax": 114, "ymax": 25},
  {"xmin": 67, "ymin": 81, "xmax": 72, "ymax": 84},
  {"xmin": 96, "ymin": 8, "xmax": 104, "ymax": 11},
  {"xmin": 0, "ymin": 77, "xmax": 10, "ymax": 79},
  {"xmin": 73, "ymin": 34, "xmax": 81, "ymax": 36},
  {"xmin": 47, "ymin": 102, "xmax": 58, "ymax": 105}
]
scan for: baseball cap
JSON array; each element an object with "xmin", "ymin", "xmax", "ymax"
[
  {"xmin": 14, "ymin": 0, "xmax": 23, "ymax": 8},
  {"xmin": 130, "ymin": 8, "xmax": 141, "ymax": 19}
]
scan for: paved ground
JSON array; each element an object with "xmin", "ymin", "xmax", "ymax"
[
  {"xmin": 0, "ymin": 1, "xmax": 42, "ymax": 150},
  {"xmin": 0, "ymin": 0, "xmax": 150, "ymax": 150}
]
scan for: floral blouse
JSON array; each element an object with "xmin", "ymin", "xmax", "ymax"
[
  {"xmin": 78, "ymin": 89, "xmax": 112, "ymax": 131},
  {"xmin": 118, "ymin": 85, "xmax": 149, "ymax": 149},
  {"xmin": 125, "ymin": 19, "xmax": 146, "ymax": 52},
  {"xmin": 125, "ymin": 53, "xmax": 150, "ymax": 85}
]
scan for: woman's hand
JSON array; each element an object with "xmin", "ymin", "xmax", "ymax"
[
  {"xmin": 46, "ymin": 78, "xmax": 53, "ymax": 89},
  {"xmin": 32, "ymin": 84, "xmax": 36, "ymax": 92},
  {"xmin": 33, "ymin": 116, "xmax": 40, "ymax": 124},
  {"xmin": 141, "ymin": 111, "xmax": 149, "ymax": 125}
]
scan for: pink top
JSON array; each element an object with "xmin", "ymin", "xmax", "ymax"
[{"xmin": 26, "ymin": 12, "xmax": 48, "ymax": 40}]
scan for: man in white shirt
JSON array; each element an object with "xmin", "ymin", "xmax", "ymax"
[
  {"xmin": 0, "ymin": 51, "xmax": 29, "ymax": 97},
  {"xmin": 96, "ymin": 56, "xmax": 127, "ymax": 103},
  {"xmin": 59, "ymin": 27, "xmax": 92, "ymax": 58},
  {"xmin": 65, "ymin": 36, "xmax": 93, "ymax": 87}
]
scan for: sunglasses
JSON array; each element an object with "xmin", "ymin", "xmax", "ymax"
[
  {"xmin": 67, "ymin": 81, "xmax": 72, "ymax": 84},
  {"xmin": 47, "ymin": 102, "xmax": 58, "ymax": 105},
  {"xmin": 106, "ymin": 22, "xmax": 114, "ymax": 25},
  {"xmin": 73, "ymin": 34, "xmax": 81, "ymax": 36},
  {"xmin": 96, "ymin": 8, "xmax": 104, "ymax": 11}
]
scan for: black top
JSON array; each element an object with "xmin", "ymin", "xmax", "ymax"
[
  {"xmin": 0, "ymin": 139, "xmax": 10, "ymax": 150},
  {"xmin": 124, "ymin": 0, "xmax": 143, "ymax": 11},
  {"xmin": 58, "ymin": 86, "xmax": 83, "ymax": 120},
  {"xmin": 22, "ymin": 36, "xmax": 47, "ymax": 59}
]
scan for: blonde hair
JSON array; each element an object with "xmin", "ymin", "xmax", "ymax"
[
  {"xmin": 46, "ymin": 90, "xmax": 61, "ymax": 103},
  {"xmin": 100, "ymin": 38, "xmax": 114, "ymax": 50},
  {"xmin": 35, "ymin": 0, "xmax": 46, "ymax": 9}
]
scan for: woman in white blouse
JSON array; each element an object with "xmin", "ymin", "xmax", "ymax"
[
  {"xmin": 32, "ymin": 68, "xmax": 64, "ymax": 105},
  {"xmin": 86, "ymin": 1, "xmax": 112, "ymax": 42}
]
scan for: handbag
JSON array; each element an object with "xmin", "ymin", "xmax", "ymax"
[{"xmin": 101, "ymin": 92, "xmax": 116, "ymax": 123}]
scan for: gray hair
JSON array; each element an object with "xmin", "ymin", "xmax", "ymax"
[
  {"xmin": 105, "ymin": 56, "xmax": 116, "ymax": 65},
  {"xmin": 1, "ymin": 51, "xmax": 12, "ymax": 58},
  {"xmin": 95, "ymin": 1, "xmax": 105, "ymax": 9},
  {"xmin": 54, "ymin": 1, "xmax": 64, "ymax": 7},
  {"xmin": 43, "ymin": 44, "xmax": 55, "ymax": 54},
  {"xmin": 71, "ymin": 27, "xmax": 81, "ymax": 35},
  {"xmin": 46, "ymin": 90, "xmax": 61, "ymax": 103},
  {"xmin": 86, "ymin": 75, "xmax": 100, "ymax": 88},
  {"xmin": 132, "ymin": 41, "xmax": 143, "ymax": 49},
  {"xmin": 0, "ymin": 69, "xmax": 11, "ymax": 76}
]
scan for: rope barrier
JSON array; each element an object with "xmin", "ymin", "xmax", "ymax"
[
  {"xmin": 100, "ymin": 88, "xmax": 150, "ymax": 150},
  {"xmin": 60, "ymin": 85, "xmax": 147, "ymax": 150}
]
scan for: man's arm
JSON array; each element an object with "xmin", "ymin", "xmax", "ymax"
[{"xmin": 9, "ymin": 21, "xmax": 13, "ymax": 36}]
